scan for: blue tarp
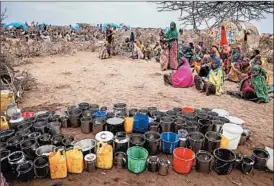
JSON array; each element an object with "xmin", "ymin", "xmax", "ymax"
[
  {"xmin": 101, "ymin": 23, "xmax": 131, "ymax": 31},
  {"xmin": 71, "ymin": 24, "xmax": 80, "ymax": 31},
  {"xmin": 38, "ymin": 24, "xmax": 49, "ymax": 31},
  {"xmin": 6, "ymin": 22, "xmax": 28, "ymax": 31}
]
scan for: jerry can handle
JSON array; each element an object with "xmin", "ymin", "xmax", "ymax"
[{"xmin": 1, "ymin": 116, "xmax": 7, "ymax": 123}]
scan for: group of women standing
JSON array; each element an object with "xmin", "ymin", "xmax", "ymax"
[{"xmin": 161, "ymin": 21, "xmax": 271, "ymax": 103}]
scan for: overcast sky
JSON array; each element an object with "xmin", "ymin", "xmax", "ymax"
[{"xmin": 2, "ymin": 2, "xmax": 273, "ymax": 34}]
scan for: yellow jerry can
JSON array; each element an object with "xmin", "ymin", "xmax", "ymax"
[
  {"xmin": 49, "ymin": 149, "xmax": 67, "ymax": 179},
  {"xmin": 96, "ymin": 141, "xmax": 113, "ymax": 169},
  {"xmin": 66, "ymin": 146, "xmax": 84, "ymax": 173},
  {"xmin": 0, "ymin": 116, "xmax": 9, "ymax": 130}
]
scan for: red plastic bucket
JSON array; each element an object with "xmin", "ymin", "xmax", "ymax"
[
  {"xmin": 173, "ymin": 147, "xmax": 195, "ymax": 174},
  {"xmin": 22, "ymin": 112, "xmax": 35, "ymax": 118},
  {"xmin": 182, "ymin": 107, "xmax": 194, "ymax": 114}
]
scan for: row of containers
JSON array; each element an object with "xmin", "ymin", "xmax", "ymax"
[{"xmin": 0, "ymin": 103, "xmax": 271, "ymax": 182}]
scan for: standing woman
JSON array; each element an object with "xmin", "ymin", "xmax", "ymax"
[{"xmin": 160, "ymin": 22, "xmax": 179, "ymax": 71}]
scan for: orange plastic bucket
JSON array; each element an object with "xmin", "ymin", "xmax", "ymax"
[
  {"xmin": 173, "ymin": 147, "xmax": 195, "ymax": 174},
  {"xmin": 182, "ymin": 107, "xmax": 194, "ymax": 113},
  {"xmin": 22, "ymin": 112, "xmax": 35, "ymax": 118}
]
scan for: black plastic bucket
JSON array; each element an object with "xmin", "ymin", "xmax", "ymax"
[
  {"xmin": 15, "ymin": 129, "xmax": 31, "ymax": 138},
  {"xmin": 129, "ymin": 133, "xmax": 145, "ymax": 147},
  {"xmin": 62, "ymin": 136, "xmax": 75, "ymax": 149},
  {"xmin": 17, "ymin": 121, "xmax": 33, "ymax": 132},
  {"xmin": 204, "ymin": 131, "xmax": 222, "ymax": 154},
  {"xmin": 27, "ymin": 132, "xmax": 41, "ymax": 140},
  {"xmin": 33, "ymin": 120, "xmax": 48, "ymax": 134},
  {"xmin": 0, "ymin": 129, "xmax": 15, "ymax": 142},
  {"xmin": 241, "ymin": 156, "xmax": 254, "ymax": 174},
  {"xmin": 160, "ymin": 116, "xmax": 174, "ymax": 132},
  {"xmin": 34, "ymin": 156, "xmax": 49, "ymax": 178},
  {"xmin": 6, "ymin": 135, "xmax": 24, "ymax": 152},
  {"xmin": 38, "ymin": 133, "xmax": 52, "ymax": 146},
  {"xmin": 198, "ymin": 119, "xmax": 213, "ymax": 135},
  {"xmin": 1, "ymin": 150, "xmax": 10, "ymax": 173},
  {"xmin": 173, "ymin": 118, "xmax": 186, "ymax": 133},
  {"xmin": 187, "ymin": 132, "xmax": 205, "ymax": 153},
  {"xmin": 8, "ymin": 151, "xmax": 26, "ymax": 173},
  {"xmin": 78, "ymin": 102, "xmax": 90, "ymax": 111},
  {"xmin": 138, "ymin": 109, "xmax": 149, "ymax": 115},
  {"xmin": 213, "ymin": 148, "xmax": 236, "ymax": 175},
  {"xmin": 149, "ymin": 121, "xmax": 160, "ymax": 133},
  {"xmin": 51, "ymin": 134, "xmax": 64, "ymax": 146},
  {"xmin": 20, "ymin": 138, "xmax": 39, "ymax": 160},
  {"xmin": 183, "ymin": 121, "xmax": 198, "ymax": 133},
  {"xmin": 16, "ymin": 161, "xmax": 35, "ymax": 182},
  {"xmin": 148, "ymin": 107, "xmax": 158, "ymax": 117},
  {"xmin": 251, "ymin": 148, "xmax": 270, "ymax": 171}
]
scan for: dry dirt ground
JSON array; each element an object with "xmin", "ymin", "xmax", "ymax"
[{"xmin": 12, "ymin": 51, "xmax": 273, "ymax": 186}]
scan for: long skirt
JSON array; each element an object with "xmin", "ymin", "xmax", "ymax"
[
  {"xmin": 169, "ymin": 41, "xmax": 178, "ymax": 70},
  {"xmin": 160, "ymin": 48, "xmax": 170, "ymax": 71}
]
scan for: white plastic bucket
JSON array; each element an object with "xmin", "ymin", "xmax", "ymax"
[{"xmin": 221, "ymin": 123, "xmax": 243, "ymax": 150}]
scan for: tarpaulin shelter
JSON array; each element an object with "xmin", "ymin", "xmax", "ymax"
[
  {"xmin": 6, "ymin": 22, "xmax": 28, "ymax": 31},
  {"xmin": 71, "ymin": 24, "xmax": 80, "ymax": 31}
]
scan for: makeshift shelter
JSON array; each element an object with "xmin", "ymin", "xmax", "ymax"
[{"xmin": 6, "ymin": 22, "xmax": 28, "ymax": 32}]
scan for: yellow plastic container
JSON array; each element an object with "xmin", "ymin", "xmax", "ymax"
[
  {"xmin": 0, "ymin": 116, "xmax": 9, "ymax": 130},
  {"xmin": 124, "ymin": 117, "xmax": 134, "ymax": 134},
  {"xmin": 49, "ymin": 149, "xmax": 67, "ymax": 179},
  {"xmin": 96, "ymin": 142, "xmax": 113, "ymax": 169},
  {"xmin": 0, "ymin": 90, "xmax": 15, "ymax": 115},
  {"xmin": 66, "ymin": 146, "xmax": 84, "ymax": 173},
  {"xmin": 220, "ymin": 135, "xmax": 229, "ymax": 148}
]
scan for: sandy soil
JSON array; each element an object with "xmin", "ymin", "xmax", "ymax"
[{"xmin": 12, "ymin": 52, "xmax": 273, "ymax": 186}]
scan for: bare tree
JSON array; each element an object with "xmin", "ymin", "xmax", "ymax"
[
  {"xmin": 1, "ymin": 7, "xmax": 7, "ymax": 22},
  {"xmin": 156, "ymin": 1, "xmax": 273, "ymax": 32}
]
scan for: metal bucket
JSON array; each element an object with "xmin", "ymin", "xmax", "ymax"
[
  {"xmin": 81, "ymin": 117, "xmax": 92, "ymax": 134},
  {"xmin": 92, "ymin": 118, "xmax": 105, "ymax": 135},
  {"xmin": 78, "ymin": 102, "xmax": 90, "ymax": 111},
  {"xmin": 183, "ymin": 121, "xmax": 198, "ymax": 133},
  {"xmin": 60, "ymin": 115, "xmax": 69, "ymax": 128},
  {"xmin": 204, "ymin": 131, "xmax": 222, "ymax": 154},
  {"xmin": 147, "ymin": 156, "xmax": 159, "ymax": 172},
  {"xmin": 84, "ymin": 153, "xmax": 96, "ymax": 172},
  {"xmin": 34, "ymin": 156, "xmax": 49, "ymax": 178},
  {"xmin": 241, "ymin": 156, "xmax": 254, "ymax": 174},
  {"xmin": 51, "ymin": 134, "xmax": 64, "ymax": 146},
  {"xmin": 212, "ymin": 120, "xmax": 224, "ymax": 133},
  {"xmin": 187, "ymin": 132, "xmax": 205, "ymax": 153},
  {"xmin": 178, "ymin": 129, "xmax": 188, "ymax": 147},
  {"xmin": 114, "ymin": 132, "xmax": 129, "ymax": 153},
  {"xmin": 114, "ymin": 151, "xmax": 127, "ymax": 169},
  {"xmin": 160, "ymin": 116, "xmax": 174, "ymax": 132},
  {"xmin": 47, "ymin": 122, "xmax": 61, "ymax": 136},
  {"xmin": 149, "ymin": 121, "xmax": 160, "ymax": 132},
  {"xmin": 198, "ymin": 119, "xmax": 213, "ymax": 135},
  {"xmin": 129, "ymin": 133, "xmax": 145, "ymax": 147},
  {"xmin": 68, "ymin": 108, "xmax": 82, "ymax": 128},
  {"xmin": 128, "ymin": 108, "xmax": 138, "ymax": 117},
  {"xmin": 234, "ymin": 153, "xmax": 243, "ymax": 169},
  {"xmin": 251, "ymin": 148, "xmax": 270, "ymax": 171},
  {"xmin": 174, "ymin": 118, "xmax": 186, "ymax": 133},
  {"xmin": 166, "ymin": 110, "xmax": 177, "ymax": 119},
  {"xmin": 158, "ymin": 158, "xmax": 170, "ymax": 176},
  {"xmin": 196, "ymin": 150, "xmax": 213, "ymax": 173},
  {"xmin": 35, "ymin": 145, "xmax": 56, "ymax": 157},
  {"xmin": 144, "ymin": 131, "xmax": 161, "ymax": 155},
  {"xmin": 113, "ymin": 103, "xmax": 127, "ymax": 113},
  {"xmin": 74, "ymin": 139, "xmax": 96, "ymax": 157}
]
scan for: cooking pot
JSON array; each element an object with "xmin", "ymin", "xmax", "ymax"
[
  {"xmin": 114, "ymin": 132, "xmax": 129, "ymax": 153},
  {"xmin": 95, "ymin": 131, "xmax": 114, "ymax": 146},
  {"xmin": 74, "ymin": 139, "xmax": 96, "ymax": 157},
  {"xmin": 106, "ymin": 117, "xmax": 124, "ymax": 135}
]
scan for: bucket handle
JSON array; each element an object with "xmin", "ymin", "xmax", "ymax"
[{"xmin": 241, "ymin": 162, "xmax": 254, "ymax": 174}]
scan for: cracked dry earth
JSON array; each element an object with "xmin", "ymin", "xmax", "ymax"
[{"xmin": 14, "ymin": 51, "xmax": 273, "ymax": 186}]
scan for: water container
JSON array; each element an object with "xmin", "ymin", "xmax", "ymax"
[
  {"xmin": 173, "ymin": 147, "xmax": 195, "ymax": 174},
  {"xmin": 133, "ymin": 114, "xmax": 149, "ymax": 133},
  {"xmin": 221, "ymin": 124, "xmax": 243, "ymax": 150},
  {"xmin": 0, "ymin": 116, "xmax": 9, "ymax": 130},
  {"xmin": 127, "ymin": 146, "xmax": 148, "ymax": 174},
  {"xmin": 161, "ymin": 132, "xmax": 179, "ymax": 154},
  {"xmin": 124, "ymin": 117, "xmax": 134, "ymax": 134},
  {"xmin": 66, "ymin": 146, "xmax": 84, "ymax": 173},
  {"xmin": 1, "ymin": 90, "xmax": 15, "ymax": 115},
  {"xmin": 49, "ymin": 149, "xmax": 67, "ymax": 179},
  {"xmin": 196, "ymin": 150, "xmax": 213, "ymax": 173},
  {"xmin": 96, "ymin": 142, "xmax": 113, "ymax": 169}
]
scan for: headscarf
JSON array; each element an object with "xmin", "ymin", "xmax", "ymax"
[
  {"xmin": 165, "ymin": 22, "xmax": 178, "ymax": 46},
  {"xmin": 212, "ymin": 55, "xmax": 221, "ymax": 68},
  {"xmin": 250, "ymin": 65, "xmax": 269, "ymax": 103},
  {"xmin": 130, "ymin": 32, "xmax": 135, "ymax": 42}
]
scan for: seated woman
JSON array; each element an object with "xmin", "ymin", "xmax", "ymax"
[
  {"xmin": 193, "ymin": 54, "xmax": 211, "ymax": 78},
  {"xmin": 227, "ymin": 58, "xmax": 251, "ymax": 82},
  {"xmin": 99, "ymin": 41, "xmax": 110, "ymax": 59},
  {"xmin": 250, "ymin": 55, "xmax": 270, "ymax": 86},
  {"xmin": 163, "ymin": 57, "xmax": 194, "ymax": 88},
  {"xmin": 194, "ymin": 56, "xmax": 224, "ymax": 96},
  {"xmin": 130, "ymin": 41, "xmax": 144, "ymax": 59},
  {"xmin": 143, "ymin": 42, "xmax": 152, "ymax": 60},
  {"xmin": 228, "ymin": 65, "xmax": 270, "ymax": 103}
]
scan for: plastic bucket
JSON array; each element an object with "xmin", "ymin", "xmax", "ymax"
[
  {"xmin": 204, "ymin": 131, "xmax": 222, "ymax": 154},
  {"xmin": 160, "ymin": 116, "xmax": 174, "ymax": 132},
  {"xmin": 127, "ymin": 146, "xmax": 148, "ymax": 174},
  {"xmin": 187, "ymin": 132, "xmax": 205, "ymax": 153},
  {"xmin": 182, "ymin": 107, "xmax": 194, "ymax": 114},
  {"xmin": 213, "ymin": 148, "xmax": 236, "ymax": 175},
  {"xmin": 198, "ymin": 119, "xmax": 213, "ymax": 135},
  {"xmin": 173, "ymin": 147, "xmax": 195, "ymax": 174},
  {"xmin": 161, "ymin": 132, "xmax": 179, "ymax": 154},
  {"xmin": 251, "ymin": 148, "xmax": 270, "ymax": 171},
  {"xmin": 144, "ymin": 131, "xmax": 161, "ymax": 155},
  {"xmin": 133, "ymin": 114, "xmax": 149, "ymax": 133},
  {"xmin": 221, "ymin": 124, "xmax": 243, "ymax": 150},
  {"xmin": 22, "ymin": 112, "xmax": 35, "ymax": 119}
]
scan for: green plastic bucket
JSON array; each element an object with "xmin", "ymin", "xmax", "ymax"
[{"xmin": 127, "ymin": 146, "xmax": 148, "ymax": 174}]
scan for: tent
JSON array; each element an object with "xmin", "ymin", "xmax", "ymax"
[
  {"xmin": 71, "ymin": 24, "xmax": 80, "ymax": 31},
  {"xmin": 6, "ymin": 22, "xmax": 28, "ymax": 32}
]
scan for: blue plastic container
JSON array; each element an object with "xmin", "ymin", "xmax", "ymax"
[
  {"xmin": 133, "ymin": 114, "xmax": 149, "ymax": 133},
  {"xmin": 95, "ymin": 111, "xmax": 107, "ymax": 118},
  {"xmin": 161, "ymin": 132, "xmax": 179, "ymax": 154}
]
